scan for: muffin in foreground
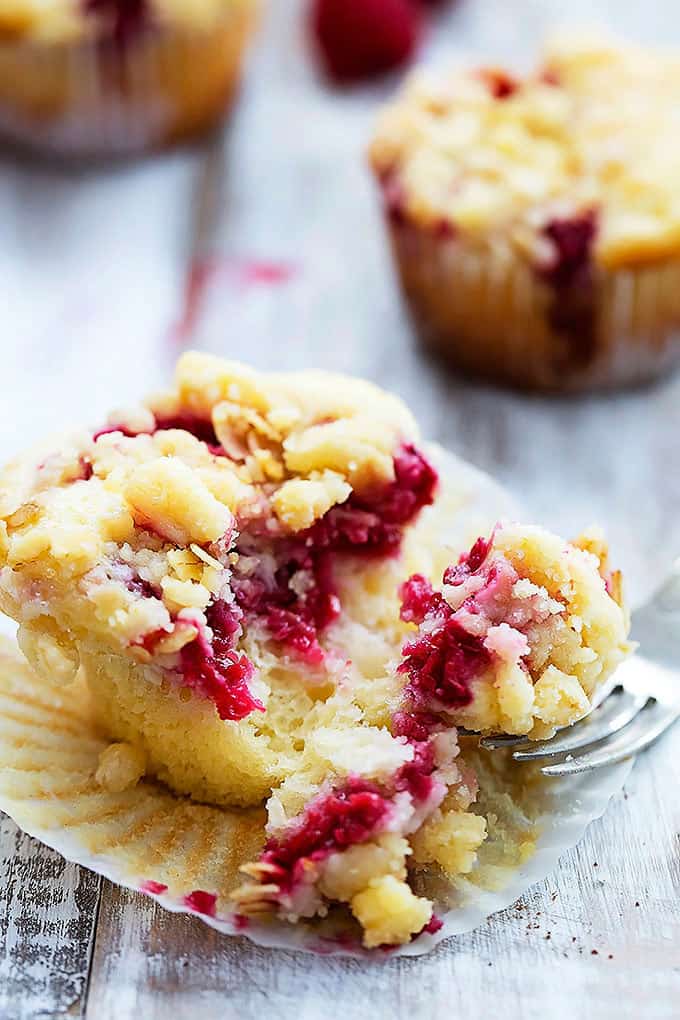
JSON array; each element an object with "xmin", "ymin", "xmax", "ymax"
[
  {"xmin": 0, "ymin": 353, "xmax": 631, "ymax": 946},
  {"xmin": 370, "ymin": 34, "xmax": 680, "ymax": 391},
  {"xmin": 0, "ymin": 0, "xmax": 257, "ymax": 156}
]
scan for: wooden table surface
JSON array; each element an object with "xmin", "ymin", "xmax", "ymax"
[{"xmin": 1, "ymin": 2, "xmax": 679, "ymax": 1017}]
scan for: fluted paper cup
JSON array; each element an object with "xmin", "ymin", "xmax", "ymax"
[{"xmin": 386, "ymin": 220, "xmax": 680, "ymax": 393}]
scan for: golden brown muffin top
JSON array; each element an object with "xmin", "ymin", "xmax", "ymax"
[
  {"xmin": 370, "ymin": 34, "xmax": 680, "ymax": 270},
  {"xmin": 0, "ymin": 0, "xmax": 250, "ymax": 44}
]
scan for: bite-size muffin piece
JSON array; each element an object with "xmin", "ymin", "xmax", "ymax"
[
  {"xmin": 233, "ymin": 723, "xmax": 485, "ymax": 948},
  {"xmin": 369, "ymin": 33, "xmax": 680, "ymax": 391},
  {"xmin": 0, "ymin": 0, "xmax": 257, "ymax": 156},
  {"xmin": 396, "ymin": 524, "xmax": 632, "ymax": 739}
]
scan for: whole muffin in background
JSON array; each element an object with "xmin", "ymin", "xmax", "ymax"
[
  {"xmin": 0, "ymin": 0, "xmax": 258, "ymax": 156},
  {"xmin": 369, "ymin": 34, "xmax": 680, "ymax": 392}
]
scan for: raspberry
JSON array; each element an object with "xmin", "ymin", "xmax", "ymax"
[
  {"xmin": 262, "ymin": 778, "xmax": 390, "ymax": 890},
  {"xmin": 84, "ymin": 0, "xmax": 148, "ymax": 47},
  {"xmin": 310, "ymin": 0, "xmax": 421, "ymax": 84}
]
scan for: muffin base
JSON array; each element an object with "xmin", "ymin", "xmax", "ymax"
[
  {"xmin": 0, "ymin": 4, "xmax": 257, "ymax": 157},
  {"xmin": 81, "ymin": 648, "xmax": 280, "ymax": 808},
  {"xmin": 0, "ymin": 632, "xmax": 634, "ymax": 956},
  {"xmin": 388, "ymin": 221, "xmax": 680, "ymax": 392}
]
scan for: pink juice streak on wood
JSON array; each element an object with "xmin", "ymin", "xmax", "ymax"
[{"xmin": 171, "ymin": 256, "xmax": 298, "ymax": 342}]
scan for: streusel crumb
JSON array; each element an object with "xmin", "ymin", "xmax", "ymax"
[{"xmin": 370, "ymin": 33, "xmax": 680, "ymax": 269}]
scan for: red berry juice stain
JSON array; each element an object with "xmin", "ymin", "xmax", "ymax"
[
  {"xmin": 140, "ymin": 880, "xmax": 168, "ymax": 895},
  {"xmin": 183, "ymin": 890, "xmax": 218, "ymax": 917},
  {"xmin": 171, "ymin": 256, "xmax": 298, "ymax": 344}
]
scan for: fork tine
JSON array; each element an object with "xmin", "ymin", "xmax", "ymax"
[
  {"xmin": 511, "ymin": 688, "xmax": 650, "ymax": 762},
  {"xmin": 478, "ymin": 734, "xmax": 530, "ymax": 750},
  {"xmin": 540, "ymin": 700, "xmax": 680, "ymax": 776},
  {"xmin": 477, "ymin": 687, "xmax": 647, "ymax": 754}
]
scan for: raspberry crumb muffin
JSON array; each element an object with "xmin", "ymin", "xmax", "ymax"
[
  {"xmin": 0, "ymin": 0, "xmax": 257, "ymax": 156},
  {"xmin": 0, "ymin": 353, "xmax": 631, "ymax": 947},
  {"xmin": 370, "ymin": 34, "xmax": 680, "ymax": 391}
]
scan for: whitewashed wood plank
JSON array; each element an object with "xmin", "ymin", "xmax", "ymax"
[{"xmin": 0, "ymin": 816, "xmax": 100, "ymax": 1020}]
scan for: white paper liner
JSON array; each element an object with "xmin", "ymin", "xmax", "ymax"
[
  {"xmin": 0, "ymin": 446, "xmax": 634, "ymax": 956},
  {"xmin": 387, "ymin": 220, "xmax": 680, "ymax": 391}
]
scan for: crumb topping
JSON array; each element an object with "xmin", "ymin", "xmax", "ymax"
[
  {"xmin": 95, "ymin": 741, "xmax": 146, "ymax": 793},
  {"xmin": 0, "ymin": 0, "xmax": 251, "ymax": 43},
  {"xmin": 395, "ymin": 523, "xmax": 631, "ymax": 738},
  {"xmin": 0, "ymin": 353, "xmax": 435, "ymax": 723},
  {"xmin": 369, "ymin": 33, "xmax": 680, "ymax": 269}
]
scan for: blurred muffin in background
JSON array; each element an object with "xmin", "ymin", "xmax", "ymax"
[
  {"xmin": 369, "ymin": 34, "xmax": 680, "ymax": 392},
  {"xmin": 0, "ymin": 0, "xmax": 258, "ymax": 156}
]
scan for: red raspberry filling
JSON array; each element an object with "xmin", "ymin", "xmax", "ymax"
[
  {"xmin": 98, "ymin": 407, "xmax": 437, "ymax": 716},
  {"xmin": 178, "ymin": 603, "xmax": 263, "ymax": 722},
  {"xmin": 123, "ymin": 573, "xmax": 159, "ymax": 600},
  {"xmin": 183, "ymin": 890, "xmax": 218, "ymax": 917},
  {"xmin": 393, "ymin": 738, "xmax": 436, "ymax": 802},
  {"xmin": 182, "ymin": 443, "xmax": 435, "ymax": 710},
  {"xmin": 422, "ymin": 914, "xmax": 444, "ymax": 935},
  {"xmin": 133, "ymin": 601, "xmax": 261, "ymax": 722},
  {"xmin": 539, "ymin": 210, "xmax": 599, "ymax": 366},
  {"xmin": 84, "ymin": 0, "xmax": 148, "ymax": 46},
  {"xmin": 398, "ymin": 585, "xmax": 489, "ymax": 710},
  {"xmin": 397, "ymin": 535, "xmax": 499, "ymax": 713},
  {"xmin": 263, "ymin": 607, "xmax": 327, "ymax": 667},
  {"xmin": 140, "ymin": 880, "xmax": 167, "ymax": 896},
  {"xmin": 392, "ymin": 709, "xmax": 442, "ymax": 742},
  {"xmin": 262, "ymin": 777, "xmax": 391, "ymax": 893},
  {"xmin": 443, "ymin": 534, "xmax": 492, "ymax": 585},
  {"xmin": 305, "ymin": 443, "xmax": 437, "ymax": 556},
  {"xmin": 541, "ymin": 211, "xmax": 598, "ymax": 291},
  {"xmin": 251, "ymin": 741, "xmax": 440, "ymax": 905},
  {"xmin": 477, "ymin": 67, "xmax": 520, "ymax": 99},
  {"xmin": 78, "ymin": 457, "xmax": 94, "ymax": 481},
  {"xmin": 231, "ymin": 444, "xmax": 437, "ymax": 665}
]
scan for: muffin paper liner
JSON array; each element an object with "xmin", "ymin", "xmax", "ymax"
[
  {"xmin": 388, "ymin": 222, "xmax": 680, "ymax": 391},
  {"xmin": 0, "ymin": 3, "xmax": 256, "ymax": 157},
  {"xmin": 0, "ymin": 447, "xmax": 633, "ymax": 956}
]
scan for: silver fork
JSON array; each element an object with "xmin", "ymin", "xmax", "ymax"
[{"xmin": 478, "ymin": 562, "xmax": 680, "ymax": 776}]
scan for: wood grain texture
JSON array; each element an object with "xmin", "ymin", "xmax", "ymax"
[
  {"xmin": 1, "ymin": 1, "xmax": 680, "ymax": 1017},
  {"xmin": 0, "ymin": 818, "xmax": 100, "ymax": 1020}
]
